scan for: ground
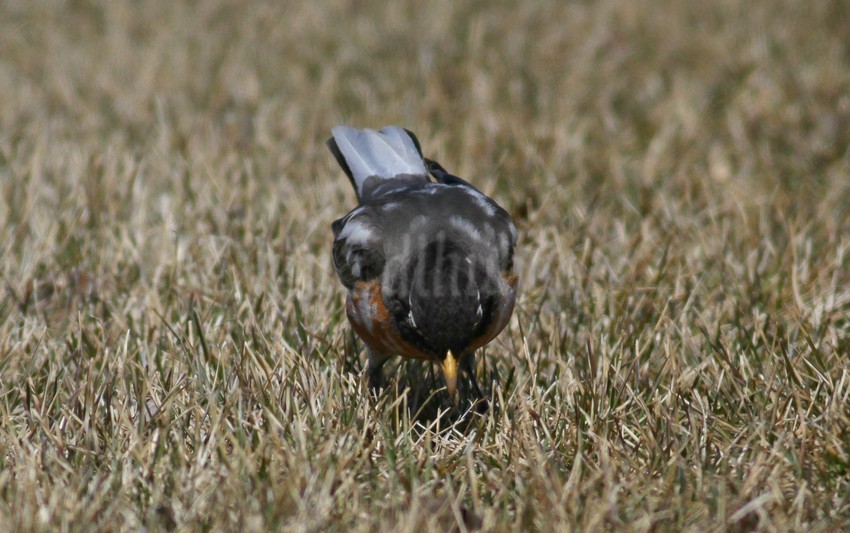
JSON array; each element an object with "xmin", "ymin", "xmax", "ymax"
[{"xmin": 1, "ymin": 0, "xmax": 849, "ymax": 530}]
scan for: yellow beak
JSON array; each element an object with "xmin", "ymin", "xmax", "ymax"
[{"xmin": 441, "ymin": 350, "xmax": 459, "ymax": 401}]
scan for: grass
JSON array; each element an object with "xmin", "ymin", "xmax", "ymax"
[{"xmin": 1, "ymin": 0, "xmax": 849, "ymax": 530}]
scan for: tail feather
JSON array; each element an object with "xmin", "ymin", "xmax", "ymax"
[{"xmin": 327, "ymin": 126, "xmax": 427, "ymax": 200}]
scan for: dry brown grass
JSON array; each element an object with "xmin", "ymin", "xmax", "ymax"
[{"xmin": 1, "ymin": 0, "xmax": 849, "ymax": 530}]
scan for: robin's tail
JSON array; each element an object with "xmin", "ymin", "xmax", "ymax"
[{"xmin": 327, "ymin": 126, "xmax": 427, "ymax": 201}]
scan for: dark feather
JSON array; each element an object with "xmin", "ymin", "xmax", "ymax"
[
  {"xmin": 326, "ymin": 137, "xmax": 359, "ymax": 200},
  {"xmin": 332, "ymin": 239, "xmax": 385, "ymax": 289},
  {"xmin": 425, "ymin": 158, "xmax": 476, "ymax": 188}
]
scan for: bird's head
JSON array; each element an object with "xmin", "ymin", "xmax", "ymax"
[{"xmin": 394, "ymin": 239, "xmax": 498, "ymax": 399}]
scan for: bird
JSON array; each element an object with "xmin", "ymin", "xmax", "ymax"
[{"xmin": 326, "ymin": 125, "xmax": 518, "ymax": 406}]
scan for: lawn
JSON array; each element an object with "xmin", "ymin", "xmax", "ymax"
[{"xmin": 1, "ymin": 0, "xmax": 849, "ymax": 530}]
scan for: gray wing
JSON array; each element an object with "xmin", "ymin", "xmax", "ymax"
[
  {"xmin": 332, "ymin": 165, "xmax": 516, "ymax": 289},
  {"xmin": 425, "ymin": 159, "xmax": 517, "ymax": 271},
  {"xmin": 457, "ymin": 187, "xmax": 517, "ymax": 272},
  {"xmin": 369, "ymin": 180, "xmax": 517, "ymax": 274},
  {"xmin": 331, "ymin": 206, "xmax": 385, "ymax": 289}
]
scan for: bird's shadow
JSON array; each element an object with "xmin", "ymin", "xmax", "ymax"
[
  {"xmin": 379, "ymin": 359, "xmax": 500, "ymax": 433},
  {"xmin": 344, "ymin": 333, "xmax": 503, "ymax": 432}
]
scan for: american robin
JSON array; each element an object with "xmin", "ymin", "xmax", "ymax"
[{"xmin": 327, "ymin": 126, "xmax": 518, "ymax": 404}]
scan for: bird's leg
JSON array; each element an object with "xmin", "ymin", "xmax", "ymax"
[{"xmin": 364, "ymin": 348, "xmax": 391, "ymax": 394}]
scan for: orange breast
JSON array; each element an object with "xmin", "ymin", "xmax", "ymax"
[{"xmin": 346, "ymin": 281, "xmax": 436, "ymax": 361}]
